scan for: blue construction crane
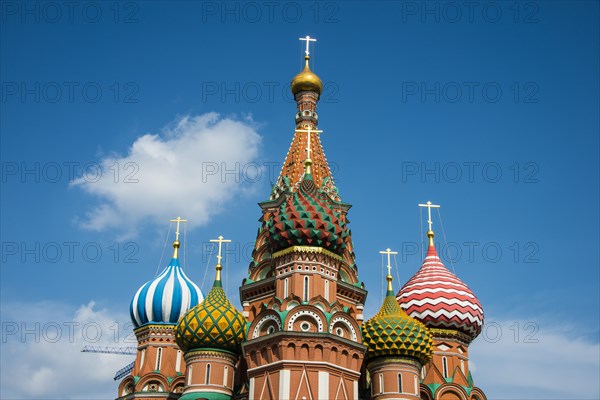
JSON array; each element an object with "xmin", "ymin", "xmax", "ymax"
[
  {"xmin": 81, "ymin": 346, "xmax": 137, "ymax": 355},
  {"xmin": 113, "ymin": 361, "xmax": 135, "ymax": 381},
  {"xmin": 81, "ymin": 346, "xmax": 136, "ymax": 381}
]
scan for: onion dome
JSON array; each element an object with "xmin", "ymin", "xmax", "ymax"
[
  {"xmin": 130, "ymin": 239, "xmax": 203, "ymax": 328},
  {"xmin": 266, "ymin": 168, "xmax": 348, "ymax": 254},
  {"xmin": 362, "ymin": 273, "xmax": 433, "ymax": 365},
  {"xmin": 175, "ymin": 251, "xmax": 247, "ymax": 353},
  {"xmin": 291, "ymin": 56, "xmax": 323, "ymax": 96},
  {"xmin": 397, "ymin": 230, "xmax": 484, "ymax": 342}
]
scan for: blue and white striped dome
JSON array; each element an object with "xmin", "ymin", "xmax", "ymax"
[{"xmin": 130, "ymin": 243, "xmax": 203, "ymax": 328}]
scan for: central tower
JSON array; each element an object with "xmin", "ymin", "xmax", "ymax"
[{"xmin": 239, "ymin": 37, "xmax": 368, "ymax": 400}]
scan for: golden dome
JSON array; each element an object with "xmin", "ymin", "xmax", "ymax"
[{"xmin": 291, "ymin": 56, "xmax": 323, "ymax": 96}]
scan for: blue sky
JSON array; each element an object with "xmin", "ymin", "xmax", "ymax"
[{"xmin": 1, "ymin": 1, "xmax": 599, "ymax": 398}]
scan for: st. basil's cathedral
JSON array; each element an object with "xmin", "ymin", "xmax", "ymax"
[{"xmin": 117, "ymin": 37, "xmax": 487, "ymax": 400}]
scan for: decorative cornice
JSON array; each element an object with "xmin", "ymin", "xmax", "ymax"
[
  {"xmin": 184, "ymin": 348, "xmax": 238, "ymax": 364},
  {"xmin": 134, "ymin": 323, "xmax": 176, "ymax": 333},
  {"xmin": 273, "ymin": 245, "xmax": 343, "ymax": 262},
  {"xmin": 134, "ymin": 323, "xmax": 177, "ymax": 340},
  {"xmin": 430, "ymin": 328, "xmax": 472, "ymax": 345},
  {"xmin": 367, "ymin": 355, "xmax": 423, "ymax": 370},
  {"xmin": 242, "ymin": 330, "xmax": 367, "ymax": 353},
  {"xmin": 247, "ymin": 359, "xmax": 362, "ymax": 376},
  {"xmin": 337, "ymin": 280, "xmax": 367, "ymax": 296},
  {"xmin": 239, "ymin": 277, "xmax": 276, "ymax": 303}
]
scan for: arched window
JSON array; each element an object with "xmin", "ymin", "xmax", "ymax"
[
  {"xmin": 303, "ymin": 276, "xmax": 309, "ymax": 302},
  {"xmin": 398, "ymin": 373, "xmax": 402, "ymax": 393},
  {"xmin": 175, "ymin": 350, "xmax": 182, "ymax": 372},
  {"xmin": 145, "ymin": 381, "xmax": 162, "ymax": 392},
  {"xmin": 188, "ymin": 366, "xmax": 193, "ymax": 385},
  {"xmin": 339, "ymin": 269, "xmax": 351, "ymax": 283},
  {"xmin": 442, "ymin": 356, "xmax": 448, "ymax": 378},
  {"xmin": 173, "ymin": 384, "xmax": 184, "ymax": 394},
  {"xmin": 155, "ymin": 348, "xmax": 162, "ymax": 370},
  {"xmin": 325, "ymin": 280, "xmax": 329, "ymax": 301},
  {"xmin": 379, "ymin": 373, "xmax": 384, "ymax": 394},
  {"xmin": 122, "ymin": 382, "xmax": 134, "ymax": 396},
  {"xmin": 205, "ymin": 364, "xmax": 211, "ymax": 384},
  {"xmin": 421, "ymin": 366, "xmax": 426, "ymax": 379},
  {"xmin": 223, "ymin": 366, "xmax": 229, "ymax": 387},
  {"xmin": 140, "ymin": 349, "xmax": 146, "ymax": 369},
  {"xmin": 284, "ymin": 277, "xmax": 289, "ymax": 298},
  {"xmin": 460, "ymin": 359, "xmax": 465, "ymax": 373},
  {"xmin": 414, "ymin": 375, "xmax": 418, "ymax": 395}
]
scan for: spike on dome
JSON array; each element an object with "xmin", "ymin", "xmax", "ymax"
[
  {"xmin": 130, "ymin": 239, "xmax": 203, "ymax": 328},
  {"xmin": 397, "ymin": 230, "xmax": 484, "ymax": 342},
  {"xmin": 291, "ymin": 56, "xmax": 323, "ymax": 96},
  {"xmin": 175, "ymin": 241, "xmax": 247, "ymax": 354},
  {"xmin": 362, "ymin": 272, "xmax": 433, "ymax": 365}
]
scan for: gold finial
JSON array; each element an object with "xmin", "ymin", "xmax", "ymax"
[
  {"xmin": 427, "ymin": 230, "xmax": 435, "ymax": 247},
  {"xmin": 291, "ymin": 36, "xmax": 323, "ymax": 96},
  {"xmin": 169, "ymin": 216, "xmax": 187, "ymax": 258},
  {"xmin": 304, "ymin": 158, "xmax": 313, "ymax": 174},
  {"xmin": 418, "ymin": 201, "xmax": 440, "ymax": 246},
  {"xmin": 209, "ymin": 235, "xmax": 231, "ymax": 282},
  {"xmin": 295, "ymin": 126, "xmax": 323, "ymax": 175},
  {"xmin": 379, "ymin": 248, "xmax": 398, "ymax": 292}
]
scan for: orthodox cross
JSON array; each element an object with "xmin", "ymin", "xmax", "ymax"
[
  {"xmin": 299, "ymin": 35, "xmax": 317, "ymax": 56},
  {"xmin": 209, "ymin": 235, "xmax": 231, "ymax": 265},
  {"xmin": 295, "ymin": 127, "xmax": 323, "ymax": 160},
  {"xmin": 169, "ymin": 217, "xmax": 187, "ymax": 241},
  {"xmin": 379, "ymin": 248, "xmax": 398, "ymax": 276},
  {"xmin": 418, "ymin": 201, "xmax": 441, "ymax": 231}
]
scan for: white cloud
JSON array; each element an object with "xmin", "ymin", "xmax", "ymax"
[
  {"xmin": 71, "ymin": 113, "xmax": 262, "ymax": 238},
  {"xmin": 1, "ymin": 301, "xmax": 133, "ymax": 399},
  {"xmin": 470, "ymin": 318, "xmax": 600, "ymax": 399}
]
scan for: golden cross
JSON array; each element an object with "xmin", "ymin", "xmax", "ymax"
[
  {"xmin": 169, "ymin": 217, "xmax": 187, "ymax": 241},
  {"xmin": 209, "ymin": 235, "xmax": 231, "ymax": 265},
  {"xmin": 418, "ymin": 201, "xmax": 441, "ymax": 231},
  {"xmin": 379, "ymin": 248, "xmax": 398, "ymax": 276},
  {"xmin": 295, "ymin": 127, "xmax": 323, "ymax": 161},
  {"xmin": 299, "ymin": 35, "xmax": 317, "ymax": 56}
]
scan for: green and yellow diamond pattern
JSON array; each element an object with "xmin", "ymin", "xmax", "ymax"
[
  {"xmin": 362, "ymin": 294, "xmax": 433, "ymax": 365},
  {"xmin": 175, "ymin": 283, "xmax": 247, "ymax": 354}
]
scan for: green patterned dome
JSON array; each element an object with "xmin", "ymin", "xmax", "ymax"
[
  {"xmin": 267, "ymin": 174, "xmax": 348, "ymax": 254},
  {"xmin": 362, "ymin": 276, "xmax": 433, "ymax": 365},
  {"xmin": 175, "ymin": 268, "xmax": 247, "ymax": 353}
]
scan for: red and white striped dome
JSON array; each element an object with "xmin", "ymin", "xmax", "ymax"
[{"xmin": 397, "ymin": 232, "xmax": 484, "ymax": 342}]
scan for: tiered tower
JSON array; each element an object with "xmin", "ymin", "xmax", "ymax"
[
  {"xmin": 397, "ymin": 203, "xmax": 486, "ymax": 400},
  {"xmin": 119, "ymin": 218, "xmax": 204, "ymax": 398},
  {"xmin": 116, "ymin": 37, "xmax": 488, "ymax": 400},
  {"xmin": 239, "ymin": 36, "xmax": 368, "ymax": 400},
  {"xmin": 175, "ymin": 235, "xmax": 247, "ymax": 400},
  {"xmin": 362, "ymin": 249, "xmax": 433, "ymax": 399}
]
